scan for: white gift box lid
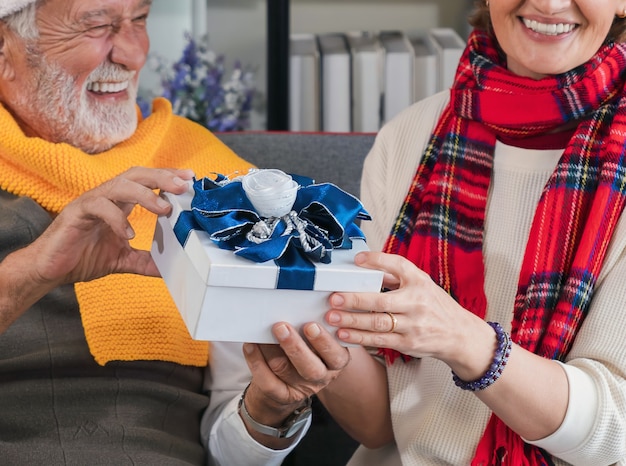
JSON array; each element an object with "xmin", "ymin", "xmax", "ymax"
[{"xmin": 160, "ymin": 186, "xmax": 382, "ymax": 291}]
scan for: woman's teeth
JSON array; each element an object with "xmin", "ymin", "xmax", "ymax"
[{"xmin": 522, "ymin": 18, "xmax": 576, "ymax": 36}]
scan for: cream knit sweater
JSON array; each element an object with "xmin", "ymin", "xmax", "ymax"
[{"xmin": 349, "ymin": 92, "xmax": 626, "ymax": 466}]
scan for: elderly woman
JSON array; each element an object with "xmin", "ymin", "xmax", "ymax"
[{"xmin": 281, "ymin": 0, "xmax": 626, "ymax": 464}]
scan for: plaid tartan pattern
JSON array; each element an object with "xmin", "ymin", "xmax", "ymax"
[{"xmin": 383, "ymin": 30, "xmax": 626, "ymax": 465}]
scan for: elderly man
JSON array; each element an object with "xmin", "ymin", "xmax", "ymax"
[{"xmin": 0, "ymin": 0, "xmax": 350, "ymax": 464}]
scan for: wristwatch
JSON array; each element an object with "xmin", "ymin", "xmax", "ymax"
[{"xmin": 238, "ymin": 384, "xmax": 313, "ymax": 439}]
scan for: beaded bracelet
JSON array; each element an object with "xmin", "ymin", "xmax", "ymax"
[{"xmin": 451, "ymin": 321, "xmax": 512, "ymax": 392}]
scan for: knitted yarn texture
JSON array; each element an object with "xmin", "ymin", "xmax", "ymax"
[
  {"xmin": 0, "ymin": 0, "xmax": 35, "ymax": 19},
  {"xmin": 0, "ymin": 97, "xmax": 254, "ymax": 366}
]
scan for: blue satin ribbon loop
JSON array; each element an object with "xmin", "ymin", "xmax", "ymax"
[
  {"xmin": 172, "ymin": 173, "xmax": 371, "ymax": 290},
  {"xmin": 173, "ymin": 210, "xmax": 200, "ymax": 247}
]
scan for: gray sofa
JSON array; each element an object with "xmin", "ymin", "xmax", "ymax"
[
  {"xmin": 215, "ymin": 131, "xmax": 377, "ymax": 466},
  {"xmin": 216, "ymin": 131, "xmax": 376, "ymax": 200}
]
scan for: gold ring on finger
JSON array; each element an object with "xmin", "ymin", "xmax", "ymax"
[{"xmin": 385, "ymin": 312, "xmax": 397, "ymax": 333}]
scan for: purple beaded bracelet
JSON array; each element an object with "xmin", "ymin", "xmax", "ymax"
[{"xmin": 451, "ymin": 321, "xmax": 512, "ymax": 391}]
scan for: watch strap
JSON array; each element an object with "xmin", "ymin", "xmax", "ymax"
[{"xmin": 238, "ymin": 384, "xmax": 313, "ymax": 439}]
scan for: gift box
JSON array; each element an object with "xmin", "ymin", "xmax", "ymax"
[{"xmin": 151, "ymin": 176, "xmax": 384, "ymax": 344}]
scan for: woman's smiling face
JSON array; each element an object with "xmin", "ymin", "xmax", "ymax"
[{"xmin": 489, "ymin": 0, "xmax": 624, "ymax": 78}]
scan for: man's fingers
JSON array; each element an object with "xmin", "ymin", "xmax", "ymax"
[
  {"xmin": 118, "ymin": 249, "xmax": 159, "ymax": 276},
  {"xmin": 272, "ymin": 322, "xmax": 349, "ymax": 382},
  {"xmin": 93, "ymin": 168, "xmax": 194, "ymax": 217},
  {"xmin": 62, "ymin": 167, "xmax": 196, "ymax": 238},
  {"xmin": 302, "ymin": 322, "xmax": 351, "ymax": 371},
  {"xmin": 116, "ymin": 166, "xmax": 194, "ymax": 192},
  {"xmin": 242, "ymin": 343, "xmax": 294, "ymax": 403}
]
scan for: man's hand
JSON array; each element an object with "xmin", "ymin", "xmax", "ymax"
[
  {"xmin": 32, "ymin": 167, "xmax": 193, "ymax": 284},
  {"xmin": 240, "ymin": 322, "xmax": 351, "ymax": 448},
  {"xmin": 0, "ymin": 167, "xmax": 194, "ymax": 332}
]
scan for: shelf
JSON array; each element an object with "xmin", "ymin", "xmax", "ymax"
[
  {"xmin": 264, "ymin": 0, "xmax": 469, "ymax": 131},
  {"xmin": 266, "ymin": 0, "xmax": 290, "ymax": 130}
]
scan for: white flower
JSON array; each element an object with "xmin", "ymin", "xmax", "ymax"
[{"xmin": 241, "ymin": 169, "xmax": 299, "ymax": 218}]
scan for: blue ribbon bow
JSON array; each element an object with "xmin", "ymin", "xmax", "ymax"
[{"xmin": 173, "ymin": 173, "xmax": 371, "ymax": 290}]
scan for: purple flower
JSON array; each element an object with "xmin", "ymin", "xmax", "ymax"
[{"xmin": 139, "ymin": 33, "xmax": 257, "ymax": 131}]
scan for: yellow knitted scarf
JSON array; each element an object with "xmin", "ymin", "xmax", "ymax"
[{"xmin": 0, "ymin": 97, "xmax": 254, "ymax": 366}]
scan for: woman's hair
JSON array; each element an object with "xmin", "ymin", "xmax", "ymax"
[
  {"xmin": 2, "ymin": 3, "xmax": 39, "ymax": 40},
  {"xmin": 468, "ymin": 0, "xmax": 626, "ymax": 43}
]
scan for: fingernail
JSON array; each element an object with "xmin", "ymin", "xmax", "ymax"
[
  {"xmin": 126, "ymin": 226, "xmax": 135, "ymax": 239},
  {"xmin": 337, "ymin": 329, "xmax": 349, "ymax": 340},
  {"xmin": 275, "ymin": 324, "xmax": 290, "ymax": 340},
  {"xmin": 305, "ymin": 323, "xmax": 321, "ymax": 338},
  {"xmin": 327, "ymin": 312, "xmax": 340, "ymax": 324},
  {"xmin": 243, "ymin": 343, "xmax": 254, "ymax": 354},
  {"xmin": 331, "ymin": 294, "xmax": 344, "ymax": 306},
  {"xmin": 355, "ymin": 252, "xmax": 366, "ymax": 264},
  {"xmin": 173, "ymin": 176, "xmax": 187, "ymax": 186}
]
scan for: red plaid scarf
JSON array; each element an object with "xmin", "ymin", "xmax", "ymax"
[{"xmin": 383, "ymin": 30, "xmax": 626, "ymax": 465}]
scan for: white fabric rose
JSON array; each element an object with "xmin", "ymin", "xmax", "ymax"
[{"xmin": 241, "ymin": 169, "xmax": 299, "ymax": 218}]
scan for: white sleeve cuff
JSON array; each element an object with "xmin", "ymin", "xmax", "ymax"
[
  {"xmin": 208, "ymin": 395, "xmax": 311, "ymax": 466},
  {"xmin": 524, "ymin": 362, "xmax": 597, "ymax": 457}
]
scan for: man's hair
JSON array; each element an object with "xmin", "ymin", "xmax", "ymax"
[
  {"xmin": 468, "ymin": 0, "xmax": 626, "ymax": 44},
  {"xmin": 3, "ymin": 2, "xmax": 39, "ymax": 40}
]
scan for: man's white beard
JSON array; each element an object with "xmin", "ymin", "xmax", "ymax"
[{"xmin": 29, "ymin": 57, "xmax": 139, "ymax": 154}]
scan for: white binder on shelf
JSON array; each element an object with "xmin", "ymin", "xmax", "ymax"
[
  {"xmin": 289, "ymin": 33, "xmax": 321, "ymax": 132},
  {"xmin": 406, "ymin": 30, "xmax": 438, "ymax": 103},
  {"xmin": 346, "ymin": 31, "xmax": 383, "ymax": 132},
  {"xmin": 379, "ymin": 30, "xmax": 414, "ymax": 124},
  {"xmin": 317, "ymin": 33, "xmax": 352, "ymax": 133},
  {"xmin": 428, "ymin": 27, "xmax": 466, "ymax": 92}
]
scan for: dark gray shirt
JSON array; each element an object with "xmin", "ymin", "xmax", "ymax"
[{"xmin": 0, "ymin": 190, "xmax": 208, "ymax": 465}]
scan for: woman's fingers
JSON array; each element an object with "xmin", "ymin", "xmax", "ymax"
[{"xmin": 325, "ymin": 251, "xmax": 458, "ymax": 355}]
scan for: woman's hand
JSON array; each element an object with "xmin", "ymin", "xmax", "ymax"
[{"xmin": 325, "ymin": 251, "xmax": 496, "ymax": 380}]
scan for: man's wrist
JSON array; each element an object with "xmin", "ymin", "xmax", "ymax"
[
  {"xmin": 238, "ymin": 383, "xmax": 312, "ymax": 439},
  {"xmin": 0, "ymin": 247, "xmax": 50, "ymax": 332}
]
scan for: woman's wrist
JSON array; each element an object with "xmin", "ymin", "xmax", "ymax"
[
  {"xmin": 451, "ymin": 322, "xmax": 512, "ymax": 391},
  {"xmin": 442, "ymin": 316, "xmax": 497, "ymax": 379}
]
